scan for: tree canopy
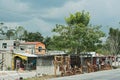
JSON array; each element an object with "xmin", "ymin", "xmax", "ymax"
[
  {"xmin": 22, "ymin": 31, "xmax": 44, "ymax": 42},
  {"xmin": 51, "ymin": 11, "xmax": 105, "ymax": 54},
  {"xmin": 106, "ymin": 28, "xmax": 120, "ymax": 55},
  {"xmin": 0, "ymin": 23, "xmax": 44, "ymax": 42}
]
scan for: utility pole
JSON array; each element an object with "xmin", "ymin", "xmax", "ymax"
[{"xmin": 1, "ymin": 52, "xmax": 4, "ymax": 70}]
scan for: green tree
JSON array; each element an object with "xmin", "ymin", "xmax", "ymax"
[
  {"xmin": 15, "ymin": 26, "xmax": 25, "ymax": 40},
  {"xmin": 105, "ymin": 27, "xmax": 120, "ymax": 66},
  {"xmin": 21, "ymin": 30, "xmax": 28, "ymax": 41},
  {"xmin": 52, "ymin": 11, "xmax": 105, "ymax": 54},
  {"xmin": 22, "ymin": 32, "xmax": 44, "ymax": 42},
  {"xmin": 44, "ymin": 37, "xmax": 56, "ymax": 50},
  {"xmin": 0, "ymin": 22, "xmax": 4, "ymax": 35},
  {"xmin": 0, "ymin": 23, "xmax": 8, "ymax": 39},
  {"xmin": 106, "ymin": 28, "xmax": 120, "ymax": 55},
  {"xmin": 6, "ymin": 29, "xmax": 15, "ymax": 40},
  {"xmin": 0, "ymin": 22, "xmax": 44, "ymax": 41},
  {"xmin": 0, "ymin": 23, "xmax": 24, "ymax": 40}
]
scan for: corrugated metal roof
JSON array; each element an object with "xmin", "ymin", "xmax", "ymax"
[{"xmin": 15, "ymin": 53, "xmax": 37, "ymax": 57}]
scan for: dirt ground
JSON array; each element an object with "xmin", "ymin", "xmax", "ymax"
[{"xmin": 25, "ymin": 75, "xmax": 61, "ymax": 80}]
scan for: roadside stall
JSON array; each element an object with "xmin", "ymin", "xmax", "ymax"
[{"xmin": 12, "ymin": 53, "xmax": 37, "ymax": 71}]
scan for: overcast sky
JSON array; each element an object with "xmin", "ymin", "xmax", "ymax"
[{"xmin": 0, "ymin": 0, "xmax": 120, "ymax": 37}]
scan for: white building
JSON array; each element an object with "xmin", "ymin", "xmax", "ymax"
[
  {"xmin": 0, "ymin": 40, "xmax": 25, "ymax": 51},
  {"xmin": 0, "ymin": 40, "xmax": 45, "ymax": 70},
  {"xmin": 0, "ymin": 40, "xmax": 24, "ymax": 70}
]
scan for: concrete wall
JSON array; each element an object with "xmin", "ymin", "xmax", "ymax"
[
  {"xmin": 0, "ymin": 52, "xmax": 13, "ymax": 70},
  {"xmin": 36, "ymin": 66, "xmax": 61, "ymax": 75},
  {"xmin": 36, "ymin": 56, "xmax": 60, "ymax": 75},
  {"xmin": 0, "ymin": 40, "xmax": 14, "ymax": 51}
]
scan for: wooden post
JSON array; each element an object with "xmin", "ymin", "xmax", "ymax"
[{"xmin": 54, "ymin": 56, "xmax": 64, "ymax": 76}]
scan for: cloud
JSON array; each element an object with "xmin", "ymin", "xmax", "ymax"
[
  {"xmin": 40, "ymin": 0, "xmax": 120, "ymax": 35},
  {"xmin": 0, "ymin": 0, "xmax": 56, "ymax": 36},
  {"xmin": 0, "ymin": 0, "xmax": 30, "ymax": 13},
  {"xmin": 0, "ymin": 0, "xmax": 120, "ymax": 37},
  {"xmin": 41, "ymin": 0, "xmax": 120, "ymax": 26},
  {"xmin": 41, "ymin": 1, "xmax": 80, "ymax": 20},
  {"xmin": 2, "ymin": 18, "xmax": 54, "ymax": 37},
  {"xmin": 0, "ymin": 0, "xmax": 32, "ymax": 22},
  {"xmin": 4, "ymin": 22, "xmax": 20, "ymax": 28},
  {"xmin": 20, "ymin": 0, "xmax": 72, "ymax": 9},
  {"xmin": 0, "ymin": 10, "xmax": 31, "ymax": 22},
  {"xmin": 20, "ymin": 18, "xmax": 54, "ymax": 37}
]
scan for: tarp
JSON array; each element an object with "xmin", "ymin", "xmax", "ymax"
[
  {"xmin": 14, "ymin": 54, "xmax": 27, "ymax": 60},
  {"xmin": 13, "ymin": 53, "xmax": 37, "ymax": 60}
]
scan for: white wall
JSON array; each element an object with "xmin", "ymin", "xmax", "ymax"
[
  {"xmin": 0, "ymin": 40, "xmax": 25, "ymax": 70},
  {"xmin": 19, "ymin": 44, "xmax": 35, "ymax": 54},
  {"xmin": 0, "ymin": 40, "xmax": 14, "ymax": 51},
  {"xmin": 36, "ymin": 66, "xmax": 61, "ymax": 75},
  {"xmin": 0, "ymin": 52, "xmax": 13, "ymax": 70}
]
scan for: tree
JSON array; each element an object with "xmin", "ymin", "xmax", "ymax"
[
  {"xmin": 15, "ymin": 26, "xmax": 25, "ymax": 40},
  {"xmin": 21, "ymin": 30, "xmax": 28, "ymax": 41},
  {"xmin": 0, "ymin": 22, "xmax": 4, "ymax": 35},
  {"xmin": 22, "ymin": 32, "xmax": 44, "ymax": 42},
  {"xmin": 0, "ymin": 23, "xmax": 12, "ymax": 40},
  {"xmin": 6, "ymin": 29, "xmax": 15, "ymax": 40},
  {"xmin": 44, "ymin": 37, "xmax": 56, "ymax": 50},
  {"xmin": 0, "ymin": 23, "xmax": 24, "ymax": 40},
  {"xmin": 52, "ymin": 11, "xmax": 105, "ymax": 54},
  {"xmin": 0, "ymin": 23, "xmax": 8, "ymax": 39},
  {"xmin": 0, "ymin": 22, "xmax": 44, "ymax": 41},
  {"xmin": 106, "ymin": 28, "xmax": 120, "ymax": 55},
  {"xmin": 105, "ymin": 27, "xmax": 120, "ymax": 66}
]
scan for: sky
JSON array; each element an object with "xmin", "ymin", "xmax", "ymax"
[{"xmin": 0, "ymin": 0, "xmax": 120, "ymax": 37}]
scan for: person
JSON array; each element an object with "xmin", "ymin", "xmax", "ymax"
[
  {"xmin": 101, "ymin": 59, "xmax": 105, "ymax": 70},
  {"xmin": 96, "ymin": 58, "xmax": 100, "ymax": 70},
  {"xmin": 20, "ymin": 62, "xmax": 25, "ymax": 70},
  {"xmin": 19, "ymin": 77, "xmax": 23, "ymax": 80}
]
